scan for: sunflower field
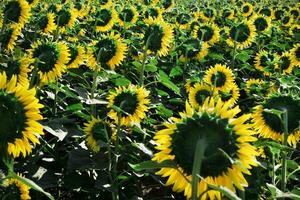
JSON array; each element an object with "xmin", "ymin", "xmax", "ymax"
[{"xmin": 1, "ymin": 0, "xmax": 300, "ymax": 199}]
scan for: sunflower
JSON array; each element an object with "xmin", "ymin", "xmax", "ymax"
[
  {"xmin": 281, "ymin": 14, "xmax": 293, "ymax": 27},
  {"xmin": 222, "ymin": 8, "xmax": 235, "ymax": 20},
  {"xmin": 251, "ymin": 14, "xmax": 271, "ymax": 33},
  {"xmin": 0, "ymin": 25, "xmax": 22, "ymax": 52},
  {"xmin": 86, "ymin": 32, "xmax": 127, "ymax": 70},
  {"xmin": 199, "ymin": 7, "xmax": 216, "ymax": 22},
  {"xmin": 274, "ymin": 8, "xmax": 285, "ymax": 20},
  {"xmin": 176, "ymin": 13, "xmax": 192, "ymax": 30},
  {"xmin": 241, "ymin": 3, "xmax": 253, "ymax": 17},
  {"xmin": 193, "ymin": 23, "xmax": 220, "ymax": 45},
  {"xmin": 55, "ymin": 7, "xmax": 77, "ymax": 33},
  {"xmin": 28, "ymin": 40, "xmax": 70, "ymax": 85},
  {"xmin": 254, "ymin": 50, "xmax": 279, "ymax": 76},
  {"xmin": 144, "ymin": 7, "xmax": 163, "ymax": 23},
  {"xmin": 143, "ymin": 18, "xmax": 174, "ymax": 57},
  {"xmin": 153, "ymin": 99, "xmax": 258, "ymax": 199},
  {"xmin": 178, "ymin": 38, "xmax": 209, "ymax": 62},
  {"xmin": 3, "ymin": 0, "xmax": 31, "ymax": 29},
  {"xmin": 188, "ymin": 82, "xmax": 215, "ymax": 109},
  {"xmin": 74, "ymin": 1, "xmax": 90, "ymax": 19},
  {"xmin": 162, "ymin": 0, "xmax": 174, "ymax": 12},
  {"xmin": 253, "ymin": 94, "xmax": 300, "ymax": 147},
  {"xmin": 290, "ymin": 8, "xmax": 300, "ymax": 20},
  {"xmin": 98, "ymin": 0, "xmax": 112, "ymax": 9},
  {"xmin": 107, "ymin": 85, "xmax": 150, "ymax": 126},
  {"xmin": 289, "ymin": 24, "xmax": 300, "ymax": 38},
  {"xmin": 25, "ymin": 0, "xmax": 38, "ymax": 7},
  {"xmin": 94, "ymin": 7, "xmax": 117, "ymax": 32},
  {"xmin": 204, "ymin": 64, "xmax": 235, "ymax": 91},
  {"xmin": 278, "ymin": 51, "xmax": 295, "ymax": 74},
  {"xmin": 245, "ymin": 79, "xmax": 266, "ymax": 96},
  {"xmin": 226, "ymin": 20, "xmax": 256, "ymax": 50},
  {"xmin": 290, "ymin": 43, "xmax": 300, "ymax": 67},
  {"xmin": 2, "ymin": 175, "xmax": 31, "ymax": 200},
  {"xmin": 216, "ymin": 83, "xmax": 240, "ymax": 107},
  {"xmin": 83, "ymin": 117, "xmax": 115, "ymax": 153},
  {"xmin": 66, "ymin": 44, "xmax": 85, "ymax": 69},
  {"xmin": 37, "ymin": 13, "xmax": 57, "ymax": 34},
  {"xmin": 259, "ymin": 7, "xmax": 273, "ymax": 18},
  {"xmin": 1, "ymin": 57, "xmax": 32, "ymax": 87},
  {"xmin": 139, "ymin": 0, "xmax": 159, "ymax": 6},
  {"xmin": 0, "ymin": 72, "xmax": 44, "ymax": 158},
  {"xmin": 118, "ymin": 6, "xmax": 139, "ymax": 27}
]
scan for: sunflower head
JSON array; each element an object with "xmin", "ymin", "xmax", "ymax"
[
  {"xmin": 291, "ymin": 43, "xmax": 300, "ymax": 67},
  {"xmin": 118, "ymin": 6, "xmax": 139, "ymax": 27},
  {"xmin": 279, "ymin": 51, "xmax": 295, "ymax": 74},
  {"xmin": 66, "ymin": 44, "xmax": 85, "ymax": 69},
  {"xmin": 176, "ymin": 13, "xmax": 191, "ymax": 29},
  {"xmin": 37, "ymin": 13, "xmax": 57, "ymax": 34},
  {"xmin": 289, "ymin": 24, "xmax": 300, "ymax": 39},
  {"xmin": 143, "ymin": 19, "xmax": 173, "ymax": 57},
  {"xmin": 0, "ymin": 25, "xmax": 21, "ymax": 52},
  {"xmin": 178, "ymin": 38, "xmax": 209, "ymax": 61},
  {"xmin": 259, "ymin": 7, "xmax": 273, "ymax": 17},
  {"xmin": 241, "ymin": 3, "xmax": 253, "ymax": 17},
  {"xmin": 290, "ymin": 8, "xmax": 300, "ymax": 20},
  {"xmin": 253, "ymin": 94, "xmax": 300, "ymax": 147},
  {"xmin": 216, "ymin": 83, "xmax": 240, "ymax": 107},
  {"xmin": 281, "ymin": 14, "xmax": 293, "ymax": 27},
  {"xmin": 2, "ymin": 175, "xmax": 31, "ymax": 200},
  {"xmin": 3, "ymin": 0, "xmax": 31, "ymax": 28},
  {"xmin": 0, "ymin": 72, "xmax": 44, "ymax": 158},
  {"xmin": 188, "ymin": 82, "xmax": 215, "ymax": 109},
  {"xmin": 94, "ymin": 7, "xmax": 117, "ymax": 32},
  {"xmin": 55, "ymin": 7, "xmax": 77, "ymax": 32},
  {"xmin": 107, "ymin": 85, "xmax": 150, "ymax": 126},
  {"xmin": 193, "ymin": 23, "xmax": 220, "ymax": 45},
  {"xmin": 222, "ymin": 8, "xmax": 235, "ymax": 20},
  {"xmin": 201, "ymin": 7, "xmax": 216, "ymax": 21},
  {"xmin": 162, "ymin": 0, "xmax": 173, "ymax": 12},
  {"xmin": 98, "ymin": 0, "xmax": 112, "ymax": 9},
  {"xmin": 245, "ymin": 79, "xmax": 267, "ymax": 96},
  {"xmin": 274, "ymin": 8, "xmax": 285, "ymax": 20},
  {"xmin": 254, "ymin": 50, "xmax": 279, "ymax": 76},
  {"xmin": 252, "ymin": 14, "xmax": 271, "ymax": 32},
  {"xmin": 153, "ymin": 99, "xmax": 258, "ymax": 199},
  {"xmin": 204, "ymin": 64, "xmax": 235, "ymax": 91}
]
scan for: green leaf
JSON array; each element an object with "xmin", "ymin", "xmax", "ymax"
[
  {"xmin": 43, "ymin": 125, "xmax": 67, "ymax": 141},
  {"xmin": 67, "ymin": 103, "xmax": 83, "ymax": 111},
  {"xmin": 114, "ymin": 77, "xmax": 131, "ymax": 86},
  {"xmin": 170, "ymin": 66, "xmax": 183, "ymax": 77},
  {"xmin": 205, "ymin": 182, "xmax": 241, "ymax": 200},
  {"xmin": 267, "ymin": 183, "xmax": 300, "ymax": 200},
  {"xmin": 208, "ymin": 53, "xmax": 224, "ymax": 61},
  {"xmin": 236, "ymin": 52, "xmax": 250, "ymax": 63},
  {"xmin": 129, "ymin": 160, "xmax": 176, "ymax": 172},
  {"xmin": 158, "ymin": 70, "xmax": 180, "ymax": 95},
  {"xmin": 156, "ymin": 104, "xmax": 173, "ymax": 118},
  {"xmin": 145, "ymin": 64, "xmax": 157, "ymax": 72}
]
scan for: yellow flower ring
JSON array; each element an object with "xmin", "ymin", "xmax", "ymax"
[
  {"xmin": 153, "ymin": 99, "xmax": 258, "ymax": 199},
  {"xmin": 98, "ymin": 0, "xmax": 112, "ymax": 9},
  {"xmin": 193, "ymin": 23, "xmax": 220, "ymax": 45},
  {"xmin": 118, "ymin": 6, "xmax": 139, "ymax": 27},
  {"xmin": 3, "ymin": 0, "xmax": 31, "ymax": 29},
  {"xmin": 241, "ymin": 3, "xmax": 253, "ymax": 17},
  {"xmin": 87, "ymin": 33, "xmax": 127, "ymax": 70},
  {"xmin": 222, "ymin": 8, "xmax": 235, "ymax": 20},
  {"xmin": 0, "ymin": 72, "xmax": 44, "ymax": 158},
  {"xmin": 254, "ymin": 50, "xmax": 279, "ymax": 76},
  {"xmin": 0, "ymin": 25, "xmax": 22, "ymax": 53},
  {"xmin": 3, "ymin": 174, "xmax": 31, "ymax": 200},
  {"xmin": 162, "ymin": 0, "xmax": 174, "ymax": 12},
  {"xmin": 188, "ymin": 82, "xmax": 215, "ymax": 109},
  {"xmin": 37, "ymin": 12, "xmax": 57, "ymax": 34},
  {"xmin": 176, "ymin": 13, "xmax": 192, "ymax": 30},
  {"xmin": 251, "ymin": 14, "xmax": 271, "ymax": 33},
  {"xmin": 107, "ymin": 85, "xmax": 150, "ymax": 126},
  {"xmin": 55, "ymin": 8, "xmax": 77, "ymax": 33},
  {"xmin": 253, "ymin": 94, "xmax": 300, "ymax": 147},
  {"xmin": 216, "ymin": 82, "xmax": 240, "ymax": 107},
  {"xmin": 178, "ymin": 38, "xmax": 209, "ymax": 62},
  {"xmin": 143, "ymin": 7, "xmax": 163, "ymax": 23},
  {"xmin": 95, "ymin": 7, "xmax": 118, "ymax": 32},
  {"xmin": 66, "ymin": 44, "xmax": 85, "ymax": 69},
  {"xmin": 204, "ymin": 64, "xmax": 236, "ymax": 91},
  {"xmin": 279, "ymin": 51, "xmax": 295, "ymax": 75}
]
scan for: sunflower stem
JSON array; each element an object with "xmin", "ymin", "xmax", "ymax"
[
  {"xmin": 29, "ymin": 58, "xmax": 39, "ymax": 88},
  {"xmin": 272, "ymin": 154, "xmax": 276, "ymax": 186},
  {"xmin": 53, "ymin": 82, "xmax": 58, "ymax": 116},
  {"xmin": 191, "ymin": 138, "xmax": 206, "ymax": 200},
  {"xmin": 281, "ymin": 109, "xmax": 288, "ymax": 192},
  {"xmin": 90, "ymin": 66, "xmax": 98, "ymax": 116},
  {"xmin": 139, "ymin": 33, "xmax": 153, "ymax": 86}
]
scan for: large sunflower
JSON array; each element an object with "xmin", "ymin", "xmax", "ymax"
[
  {"xmin": 83, "ymin": 117, "xmax": 115, "ymax": 153},
  {"xmin": 118, "ymin": 6, "xmax": 139, "ymax": 27},
  {"xmin": 241, "ymin": 3, "xmax": 253, "ymax": 17},
  {"xmin": 193, "ymin": 23, "xmax": 220, "ymax": 45},
  {"xmin": 28, "ymin": 40, "xmax": 70, "ymax": 85},
  {"xmin": 188, "ymin": 82, "xmax": 215, "ymax": 109},
  {"xmin": 278, "ymin": 51, "xmax": 295, "ymax": 74},
  {"xmin": 253, "ymin": 94, "xmax": 300, "ymax": 147},
  {"xmin": 55, "ymin": 7, "xmax": 77, "ymax": 33},
  {"xmin": 2, "ymin": 175, "xmax": 31, "ymax": 200},
  {"xmin": 3, "ymin": 0, "xmax": 31, "ymax": 29},
  {"xmin": 107, "ymin": 85, "xmax": 150, "ymax": 126},
  {"xmin": 1, "ymin": 57, "xmax": 32, "ymax": 86},
  {"xmin": 0, "ymin": 72, "xmax": 44, "ymax": 158},
  {"xmin": 143, "ymin": 18, "xmax": 174, "ymax": 57},
  {"xmin": 204, "ymin": 64, "xmax": 236, "ymax": 91},
  {"xmin": 37, "ymin": 13, "xmax": 57, "ymax": 34},
  {"xmin": 254, "ymin": 50, "xmax": 279, "ymax": 76},
  {"xmin": 0, "ymin": 25, "xmax": 22, "ymax": 52},
  {"xmin": 94, "ymin": 7, "xmax": 117, "ymax": 32},
  {"xmin": 153, "ymin": 99, "xmax": 258, "ymax": 199},
  {"xmin": 290, "ymin": 43, "xmax": 300, "ymax": 67},
  {"xmin": 178, "ymin": 38, "xmax": 209, "ymax": 62},
  {"xmin": 66, "ymin": 44, "xmax": 85, "ymax": 69},
  {"xmin": 87, "ymin": 33, "xmax": 127, "ymax": 70},
  {"xmin": 251, "ymin": 14, "xmax": 271, "ymax": 33},
  {"xmin": 226, "ymin": 20, "xmax": 256, "ymax": 50}
]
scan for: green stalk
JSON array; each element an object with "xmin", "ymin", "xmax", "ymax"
[
  {"xmin": 281, "ymin": 109, "xmax": 288, "ymax": 192},
  {"xmin": 90, "ymin": 65, "xmax": 99, "ymax": 116},
  {"xmin": 139, "ymin": 33, "xmax": 153, "ymax": 86},
  {"xmin": 191, "ymin": 139, "xmax": 206, "ymax": 200},
  {"xmin": 272, "ymin": 154, "xmax": 276, "ymax": 186},
  {"xmin": 52, "ymin": 82, "xmax": 58, "ymax": 116}
]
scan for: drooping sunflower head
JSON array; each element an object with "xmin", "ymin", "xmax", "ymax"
[
  {"xmin": 107, "ymin": 85, "xmax": 150, "ymax": 126},
  {"xmin": 216, "ymin": 82, "xmax": 240, "ymax": 107},
  {"xmin": 55, "ymin": 7, "xmax": 77, "ymax": 33},
  {"xmin": 0, "ymin": 72, "xmax": 44, "ymax": 158},
  {"xmin": 254, "ymin": 50, "xmax": 279, "ymax": 76},
  {"xmin": 94, "ymin": 7, "xmax": 117, "ymax": 32},
  {"xmin": 245, "ymin": 79, "xmax": 267, "ymax": 96},
  {"xmin": 204, "ymin": 64, "xmax": 235, "ymax": 91},
  {"xmin": 253, "ymin": 94, "xmax": 300, "ymax": 147},
  {"xmin": 291, "ymin": 43, "xmax": 300, "ymax": 67},
  {"xmin": 153, "ymin": 99, "xmax": 258, "ymax": 199},
  {"xmin": 2, "ymin": 175, "xmax": 31, "ymax": 200},
  {"xmin": 162, "ymin": 0, "xmax": 174, "ymax": 12},
  {"xmin": 83, "ymin": 117, "xmax": 115, "ymax": 153},
  {"xmin": 66, "ymin": 44, "xmax": 85, "ymax": 69},
  {"xmin": 178, "ymin": 38, "xmax": 209, "ymax": 62},
  {"xmin": 188, "ymin": 82, "xmax": 215, "ymax": 109},
  {"xmin": 252, "ymin": 14, "xmax": 271, "ymax": 33},
  {"xmin": 0, "ymin": 57, "xmax": 32, "ymax": 87},
  {"xmin": 193, "ymin": 22, "xmax": 220, "ymax": 45},
  {"xmin": 28, "ymin": 40, "xmax": 70, "ymax": 85},
  {"xmin": 143, "ymin": 18, "xmax": 174, "ymax": 57},
  {"xmin": 241, "ymin": 3, "xmax": 253, "ymax": 17},
  {"xmin": 175, "ymin": 13, "xmax": 192, "ymax": 30},
  {"xmin": 222, "ymin": 8, "xmax": 235, "ymax": 20},
  {"xmin": 98, "ymin": 0, "xmax": 112, "ymax": 9},
  {"xmin": 3, "ymin": 0, "xmax": 31, "ymax": 28},
  {"xmin": 278, "ymin": 51, "xmax": 295, "ymax": 75},
  {"xmin": 0, "ymin": 25, "xmax": 21, "ymax": 52},
  {"xmin": 87, "ymin": 33, "xmax": 127, "ymax": 70},
  {"xmin": 37, "ymin": 12, "xmax": 57, "ymax": 34},
  {"xmin": 118, "ymin": 6, "xmax": 139, "ymax": 27},
  {"xmin": 226, "ymin": 20, "xmax": 256, "ymax": 49}
]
